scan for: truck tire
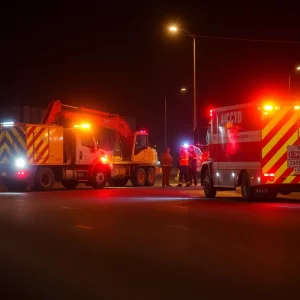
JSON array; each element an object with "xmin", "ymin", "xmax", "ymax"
[
  {"xmin": 91, "ymin": 167, "xmax": 107, "ymax": 189},
  {"xmin": 34, "ymin": 167, "xmax": 55, "ymax": 191},
  {"xmin": 241, "ymin": 172, "xmax": 254, "ymax": 201},
  {"xmin": 145, "ymin": 167, "xmax": 156, "ymax": 186},
  {"xmin": 203, "ymin": 168, "xmax": 217, "ymax": 198},
  {"xmin": 109, "ymin": 177, "xmax": 128, "ymax": 187},
  {"xmin": 61, "ymin": 180, "xmax": 78, "ymax": 189},
  {"xmin": 131, "ymin": 167, "xmax": 146, "ymax": 187}
]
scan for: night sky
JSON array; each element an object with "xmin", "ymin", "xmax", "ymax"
[{"xmin": 1, "ymin": 2, "xmax": 300, "ymax": 153}]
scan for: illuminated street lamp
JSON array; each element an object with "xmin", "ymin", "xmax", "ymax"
[
  {"xmin": 180, "ymin": 87, "xmax": 187, "ymax": 92},
  {"xmin": 168, "ymin": 25, "xmax": 197, "ymax": 136},
  {"xmin": 169, "ymin": 26, "xmax": 178, "ymax": 32},
  {"xmin": 289, "ymin": 65, "xmax": 300, "ymax": 92}
]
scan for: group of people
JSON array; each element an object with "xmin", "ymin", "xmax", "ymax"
[{"xmin": 160, "ymin": 145, "xmax": 198, "ymax": 187}]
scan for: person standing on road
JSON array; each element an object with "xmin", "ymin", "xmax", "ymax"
[
  {"xmin": 177, "ymin": 146, "xmax": 190, "ymax": 187},
  {"xmin": 188, "ymin": 145, "xmax": 198, "ymax": 186},
  {"xmin": 161, "ymin": 147, "xmax": 173, "ymax": 187}
]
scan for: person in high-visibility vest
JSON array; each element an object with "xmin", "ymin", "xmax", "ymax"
[
  {"xmin": 177, "ymin": 146, "xmax": 190, "ymax": 187},
  {"xmin": 161, "ymin": 147, "xmax": 173, "ymax": 187}
]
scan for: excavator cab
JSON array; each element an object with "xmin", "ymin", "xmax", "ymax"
[{"xmin": 132, "ymin": 131, "xmax": 157, "ymax": 164}]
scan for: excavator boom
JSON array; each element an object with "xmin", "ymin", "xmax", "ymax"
[{"xmin": 42, "ymin": 100, "xmax": 133, "ymax": 139}]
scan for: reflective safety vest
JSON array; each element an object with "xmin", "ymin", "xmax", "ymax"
[{"xmin": 179, "ymin": 151, "xmax": 189, "ymax": 166}]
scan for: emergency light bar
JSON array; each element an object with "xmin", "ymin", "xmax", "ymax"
[
  {"xmin": 1, "ymin": 121, "xmax": 14, "ymax": 127},
  {"xmin": 74, "ymin": 123, "xmax": 91, "ymax": 129}
]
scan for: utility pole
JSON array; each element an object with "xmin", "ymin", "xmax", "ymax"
[{"xmin": 164, "ymin": 96, "xmax": 167, "ymax": 148}]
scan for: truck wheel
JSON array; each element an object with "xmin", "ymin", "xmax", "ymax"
[
  {"xmin": 34, "ymin": 167, "xmax": 55, "ymax": 190},
  {"xmin": 91, "ymin": 167, "xmax": 107, "ymax": 189},
  {"xmin": 109, "ymin": 177, "xmax": 128, "ymax": 187},
  {"xmin": 131, "ymin": 167, "xmax": 146, "ymax": 187},
  {"xmin": 61, "ymin": 180, "xmax": 78, "ymax": 189},
  {"xmin": 241, "ymin": 172, "xmax": 254, "ymax": 201},
  {"xmin": 145, "ymin": 168, "xmax": 156, "ymax": 186},
  {"xmin": 203, "ymin": 168, "xmax": 216, "ymax": 198}
]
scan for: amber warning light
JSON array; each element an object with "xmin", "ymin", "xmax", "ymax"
[
  {"xmin": 74, "ymin": 124, "xmax": 91, "ymax": 129},
  {"xmin": 258, "ymin": 103, "xmax": 280, "ymax": 115}
]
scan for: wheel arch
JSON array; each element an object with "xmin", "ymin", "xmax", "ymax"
[
  {"xmin": 200, "ymin": 163, "xmax": 211, "ymax": 186},
  {"xmin": 89, "ymin": 158, "xmax": 111, "ymax": 180}
]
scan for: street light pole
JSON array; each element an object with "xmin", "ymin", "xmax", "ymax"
[
  {"xmin": 168, "ymin": 25, "xmax": 198, "ymax": 143},
  {"xmin": 164, "ymin": 96, "xmax": 167, "ymax": 148}
]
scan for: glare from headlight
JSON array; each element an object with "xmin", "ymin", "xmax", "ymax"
[{"xmin": 15, "ymin": 158, "xmax": 26, "ymax": 168}]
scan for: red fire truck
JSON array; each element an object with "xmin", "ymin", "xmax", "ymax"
[{"xmin": 200, "ymin": 101, "xmax": 300, "ymax": 200}]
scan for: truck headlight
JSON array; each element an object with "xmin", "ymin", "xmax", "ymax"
[{"xmin": 15, "ymin": 158, "xmax": 26, "ymax": 168}]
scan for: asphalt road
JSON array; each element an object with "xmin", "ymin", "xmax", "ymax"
[{"xmin": 1, "ymin": 185, "xmax": 300, "ymax": 299}]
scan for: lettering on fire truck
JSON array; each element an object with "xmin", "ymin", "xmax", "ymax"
[
  {"xmin": 256, "ymin": 188, "xmax": 269, "ymax": 193},
  {"xmin": 288, "ymin": 151, "xmax": 300, "ymax": 159},
  {"xmin": 220, "ymin": 111, "xmax": 242, "ymax": 125}
]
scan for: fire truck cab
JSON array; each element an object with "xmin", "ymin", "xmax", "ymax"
[{"xmin": 201, "ymin": 101, "xmax": 300, "ymax": 200}]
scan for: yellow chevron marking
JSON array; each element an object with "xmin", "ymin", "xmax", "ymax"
[
  {"xmin": 11, "ymin": 126, "xmax": 26, "ymax": 149},
  {"xmin": 283, "ymin": 175, "xmax": 294, "ymax": 184},
  {"xmin": 262, "ymin": 114, "xmax": 297, "ymax": 158},
  {"xmin": 27, "ymin": 128, "xmax": 48, "ymax": 154},
  {"xmin": 0, "ymin": 143, "xmax": 11, "ymax": 155},
  {"xmin": 262, "ymin": 131, "xmax": 298, "ymax": 173},
  {"xmin": 4, "ymin": 131, "xmax": 21, "ymax": 153},
  {"xmin": 0, "ymin": 130, "xmax": 5, "ymax": 140},
  {"xmin": 266, "ymin": 158, "xmax": 292, "ymax": 184},
  {"xmin": 262, "ymin": 107, "xmax": 291, "ymax": 139},
  {"xmin": 34, "ymin": 143, "xmax": 49, "ymax": 163}
]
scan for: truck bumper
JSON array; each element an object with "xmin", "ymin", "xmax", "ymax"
[{"xmin": 0, "ymin": 165, "xmax": 31, "ymax": 182}]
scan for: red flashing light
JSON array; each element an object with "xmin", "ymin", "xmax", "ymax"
[
  {"xmin": 210, "ymin": 110, "xmax": 212, "ymax": 117},
  {"xmin": 263, "ymin": 173, "xmax": 274, "ymax": 181}
]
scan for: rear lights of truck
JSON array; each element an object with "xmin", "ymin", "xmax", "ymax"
[
  {"xmin": 16, "ymin": 171, "xmax": 28, "ymax": 178},
  {"xmin": 264, "ymin": 173, "xmax": 275, "ymax": 181}
]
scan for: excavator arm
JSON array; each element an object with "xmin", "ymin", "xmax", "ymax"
[
  {"xmin": 41, "ymin": 100, "xmax": 134, "ymax": 146},
  {"xmin": 42, "ymin": 100, "xmax": 133, "ymax": 134}
]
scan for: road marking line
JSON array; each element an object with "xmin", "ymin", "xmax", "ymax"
[
  {"xmin": 276, "ymin": 205, "xmax": 300, "ymax": 209},
  {"xmin": 76, "ymin": 225, "xmax": 93, "ymax": 230},
  {"xmin": 164, "ymin": 224, "xmax": 191, "ymax": 230},
  {"xmin": 60, "ymin": 206, "xmax": 74, "ymax": 210},
  {"xmin": 172, "ymin": 205, "xmax": 189, "ymax": 209}
]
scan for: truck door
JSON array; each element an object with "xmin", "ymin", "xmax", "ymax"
[
  {"xmin": 132, "ymin": 133, "xmax": 147, "ymax": 162},
  {"xmin": 75, "ymin": 131, "xmax": 97, "ymax": 165}
]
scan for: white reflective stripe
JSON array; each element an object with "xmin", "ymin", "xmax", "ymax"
[
  {"xmin": 212, "ymin": 103, "xmax": 255, "ymax": 112},
  {"xmin": 211, "ymin": 131, "xmax": 261, "ymax": 144},
  {"xmin": 213, "ymin": 161, "xmax": 261, "ymax": 169}
]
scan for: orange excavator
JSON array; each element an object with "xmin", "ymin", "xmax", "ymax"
[{"xmin": 42, "ymin": 100, "xmax": 159, "ymax": 187}]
